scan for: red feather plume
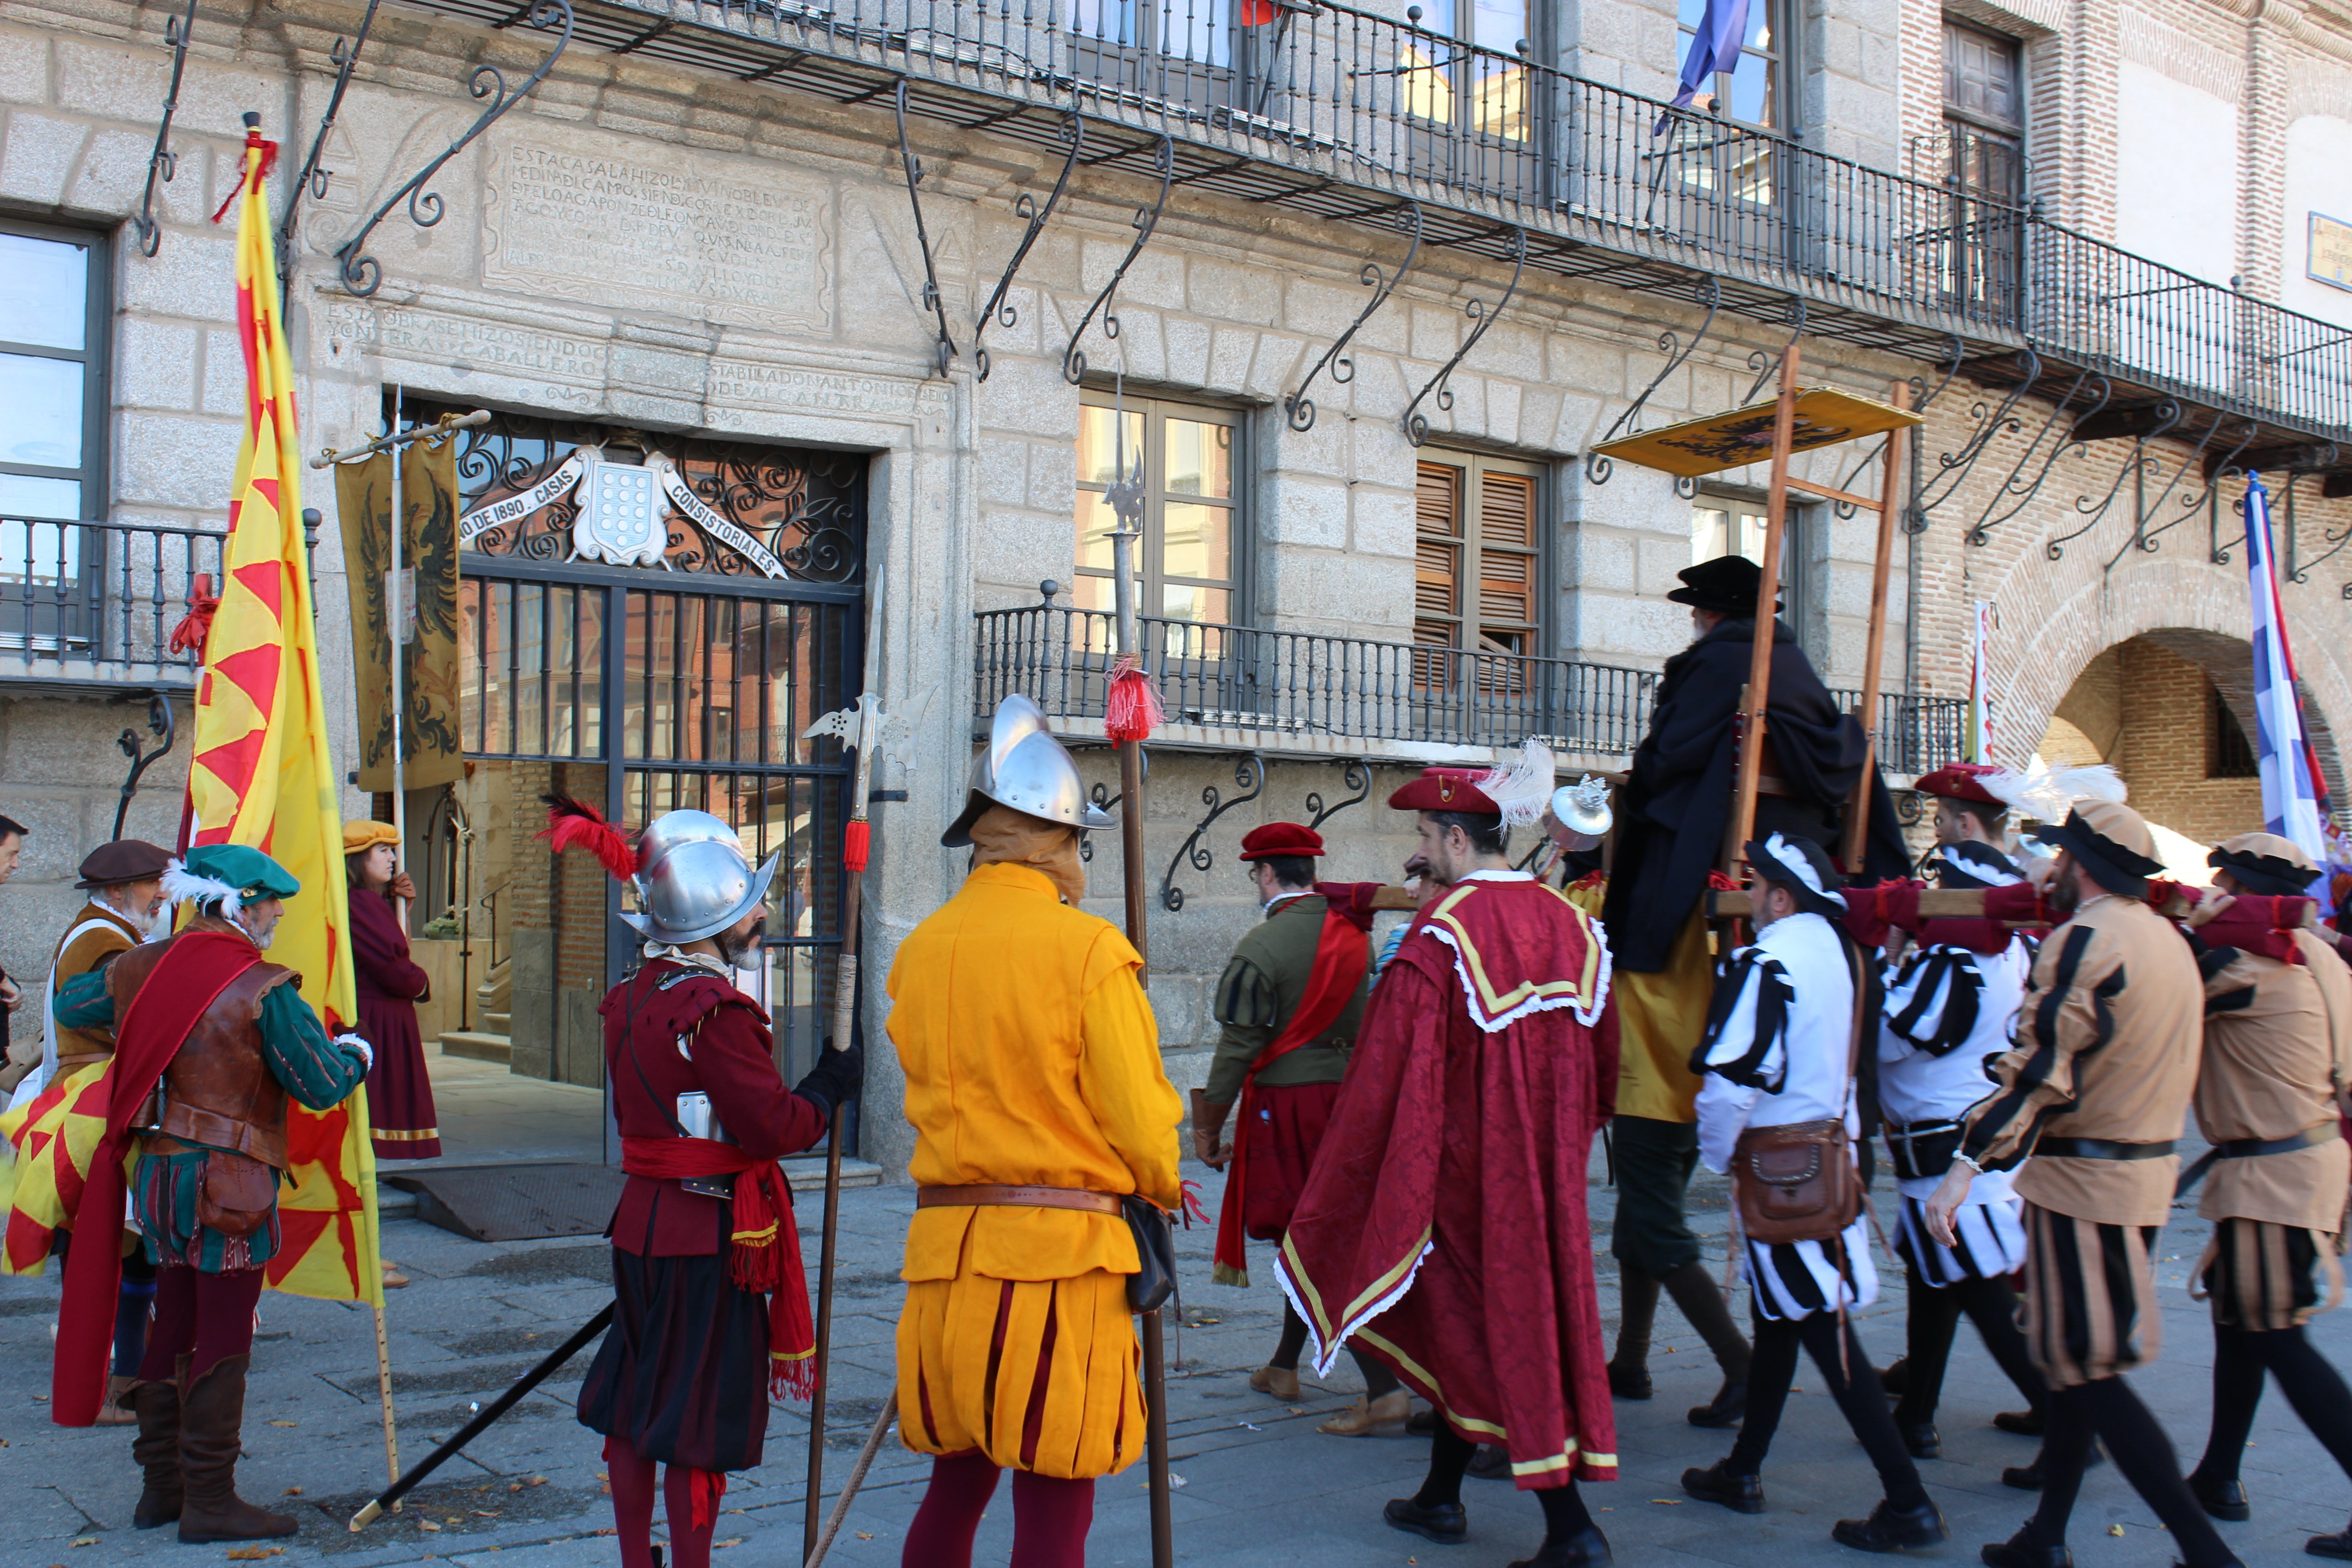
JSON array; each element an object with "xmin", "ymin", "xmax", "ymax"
[{"xmin": 539, "ymin": 794, "xmax": 640, "ymax": 880}]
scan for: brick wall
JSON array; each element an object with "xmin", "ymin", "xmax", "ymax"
[{"xmin": 2098, "ymin": 639, "xmax": 2264, "ymax": 845}]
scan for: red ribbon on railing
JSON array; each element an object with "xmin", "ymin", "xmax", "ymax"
[{"xmin": 168, "ymin": 574, "xmax": 219, "ymax": 657}]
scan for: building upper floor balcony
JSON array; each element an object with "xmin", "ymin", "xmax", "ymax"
[
  {"xmin": 0, "ymin": 517, "xmax": 224, "ymax": 693},
  {"xmin": 975, "ymin": 600, "xmax": 1969, "ymax": 774},
  {"xmin": 397, "ymin": 0, "xmax": 2352, "ymax": 445}
]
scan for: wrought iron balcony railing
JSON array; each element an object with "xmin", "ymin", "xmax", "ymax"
[
  {"xmin": 0, "ymin": 518, "xmax": 223, "ymax": 688},
  {"xmin": 371, "ymin": 0, "xmax": 2350, "ymax": 437},
  {"xmin": 975, "ymin": 604, "xmax": 1968, "ymax": 773},
  {"xmin": 2024, "ymin": 224, "xmax": 2352, "ymax": 439}
]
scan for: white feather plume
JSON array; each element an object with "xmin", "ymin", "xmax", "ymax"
[
  {"xmin": 1981, "ymin": 762, "xmax": 2126, "ymax": 823},
  {"xmin": 159, "ymin": 858, "xmax": 243, "ymax": 919},
  {"xmin": 1475, "ymin": 739, "xmax": 1559, "ymax": 829}
]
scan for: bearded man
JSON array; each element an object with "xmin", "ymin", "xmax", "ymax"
[
  {"xmin": 16, "ymin": 838, "xmax": 174, "ymax": 1421},
  {"xmin": 49, "ymin": 844, "xmax": 374, "ymax": 1542}
]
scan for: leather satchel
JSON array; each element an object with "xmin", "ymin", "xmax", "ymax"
[
  {"xmin": 1733, "ymin": 1118, "xmax": 1860, "ymax": 1244},
  {"xmin": 196, "ymin": 1150, "xmax": 281, "ymax": 1238}
]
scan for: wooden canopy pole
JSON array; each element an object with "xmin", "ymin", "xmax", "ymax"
[
  {"xmin": 1729, "ymin": 346, "xmax": 1803, "ymax": 863},
  {"xmin": 1842, "ymin": 379, "xmax": 1912, "ymax": 872}
]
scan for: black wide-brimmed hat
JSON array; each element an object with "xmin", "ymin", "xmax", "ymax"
[
  {"xmin": 1744, "ymin": 832, "xmax": 1847, "ymax": 918},
  {"xmin": 2208, "ymin": 831, "xmax": 2321, "ymax": 897},
  {"xmin": 1668, "ymin": 553, "xmax": 1780, "ymax": 617},
  {"xmin": 75, "ymin": 838, "xmax": 172, "ymax": 890},
  {"xmin": 2028, "ymin": 799, "xmax": 2164, "ymax": 899}
]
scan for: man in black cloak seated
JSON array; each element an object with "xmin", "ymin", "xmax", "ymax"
[{"xmin": 1593, "ymin": 553, "xmax": 1911, "ymax": 1428}]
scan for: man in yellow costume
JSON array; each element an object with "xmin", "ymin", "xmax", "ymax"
[{"xmin": 887, "ymin": 695, "xmax": 1184, "ymax": 1568}]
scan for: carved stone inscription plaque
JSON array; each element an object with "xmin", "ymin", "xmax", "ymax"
[{"xmin": 484, "ymin": 137, "xmax": 834, "ymax": 333}]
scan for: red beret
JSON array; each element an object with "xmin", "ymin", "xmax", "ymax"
[
  {"xmin": 1239, "ymin": 822, "xmax": 1325, "ymax": 860},
  {"xmin": 1913, "ymin": 762, "xmax": 2004, "ymax": 808},
  {"xmin": 1386, "ymin": 767, "xmax": 1501, "ymax": 815}
]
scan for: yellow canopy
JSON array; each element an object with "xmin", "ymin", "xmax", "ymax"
[{"xmin": 1589, "ymin": 387, "xmax": 1923, "ymax": 480}]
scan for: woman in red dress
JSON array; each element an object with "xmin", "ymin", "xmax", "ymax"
[{"xmin": 344, "ymin": 822, "xmax": 438, "ymax": 1176}]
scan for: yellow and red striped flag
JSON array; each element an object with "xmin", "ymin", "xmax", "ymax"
[{"xmin": 182, "ymin": 118, "xmax": 382, "ymax": 1308}]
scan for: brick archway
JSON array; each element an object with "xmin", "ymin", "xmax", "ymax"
[{"xmin": 1974, "ymin": 554, "xmax": 2350, "ymax": 807}]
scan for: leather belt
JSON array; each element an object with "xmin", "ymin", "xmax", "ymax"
[
  {"xmin": 2212, "ymin": 1123, "xmax": 2339, "ymax": 1160},
  {"xmin": 916, "ymin": 1183, "xmax": 1123, "ymax": 1216},
  {"xmin": 55, "ymin": 1050, "xmax": 112, "ymax": 1073},
  {"xmin": 2036, "ymin": 1136, "xmax": 2176, "ymax": 1161}
]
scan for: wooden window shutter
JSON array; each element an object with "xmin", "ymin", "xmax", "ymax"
[
  {"xmin": 1415, "ymin": 461, "xmax": 1463, "ymax": 649},
  {"xmin": 1475, "ymin": 471, "xmax": 1536, "ymax": 655}
]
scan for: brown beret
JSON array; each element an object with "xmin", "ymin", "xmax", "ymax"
[{"xmin": 75, "ymin": 839, "xmax": 173, "ymax": 890}]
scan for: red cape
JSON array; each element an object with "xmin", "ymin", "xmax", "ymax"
[
  {"xmin": 1276, "ymin": 877, "xmax": 1620, "ymax": 1486},
  {"xmin": 52, "ymin": 928, "xmax": 260, "ymax": 1424}
]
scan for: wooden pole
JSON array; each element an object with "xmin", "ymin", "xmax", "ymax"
[
  {"xmin": 1729, "ymin": 346, "xmax": 1803, "ymax": 866},
  {"xmin": 372, "ymin": 1302, "xmax": 400, "ymax": 1504},
  {"xmin": 1105, "ymin": 381, "xmax": 1172, "ymax": 1568},
  {"xmin": 1842, "ymin": 380, "xmax": 1911, "ymax": 872}
]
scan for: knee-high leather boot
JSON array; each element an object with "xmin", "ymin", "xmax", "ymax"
[
  {"xmin": 177, "ymin": 1354, "xmax": 297, "ymax": 1544},
  {"xmin": 1609, "ymin": 1264, "xmax": 1661, "ymax": 1398},
  {"xmin": 130, "ymin": 1355, "xmax": 187, "ymax": 1530}
]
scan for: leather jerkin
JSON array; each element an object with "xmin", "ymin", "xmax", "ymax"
[{"xmin": 106, "ymin": 926, "xmax": 300, "ymax": 1171}]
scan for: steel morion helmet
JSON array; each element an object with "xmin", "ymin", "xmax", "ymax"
[
  {"xmin": 619, "ymin": 808, "xmax": 781, "ymax": 945},
  {"xmin": 942, "ymin": 694, "xmax": 1115, "ymax": 848}
]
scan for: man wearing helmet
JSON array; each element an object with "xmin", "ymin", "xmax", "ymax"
[
  {"xmin": 566, "ymin": 807, "xmax": 862, "ymax": 1568},
  {"xmin": 886, "ymin": 695, "xmax": 1183, "ymax": 1568}
]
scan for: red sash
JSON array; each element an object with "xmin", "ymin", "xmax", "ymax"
[
  {"xmin": 51, "ymin": 930, "xmax": 260, "ymax": 1424},
  {"xmin": 619, "ymin": 1136, "xmax": 817, "ymax": 1400},
  {"xmin": 1212, "ymin": 895, "xmax": 1372, "ymax": 1285}
]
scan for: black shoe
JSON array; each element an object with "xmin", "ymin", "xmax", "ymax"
[
  {"xmin": 1467, "ymin": 1445, "xmax": 1514, "ymax": 1482},
  {"xmin": 1682, "ymin": 1461, "xmax": 1766, "ymax": 1515},
  {"xmin": 1993, "ymin": 1408, "xmax": 2045, "ymax": 1437},
  {"xmin": 1898, "ymin": 1421, "xmax": 1941, "ymax": 1460},
  {"xmin": 1688, "ymin": 1378, "xmax": 1747, "ymax": 1428},
  {"xmin": 1878, "ymin": 1358, "xmax": 1910, "ymax": 1398},
  {"xmin": 1608, "ymin": 1360, "xmax": 1654, "ymax": 1400},
  {"xmin": 2308, "ymin": 1523, "xmax": 2352, "ymax": 1560},
  {"xmin": 1832, "ymin": 1499, "xmax": 1949, "ymax": 1553},
  {"xmin": 2001, "ymin": 1442, "xmax": 2105, "ymax": 1491},
  {"xmin": 1384, "ymin": 1496, "xmax": 1468, "ymax": 1545},
  {"xmin": 2186, "ymin": 1473, "xmax": 2251, "ymax": 1523},
  {"xmin": 1980, "ymin": 1530, "xmax": 2072, "ymax": 1568},
  {"xmin": 1511, "ymin": 1526, "xmax": 1614, "ymax": 1567},
  {"xmin": 1406, "ymin": 1406, "xmax": 1440, "ymax": 1437}
]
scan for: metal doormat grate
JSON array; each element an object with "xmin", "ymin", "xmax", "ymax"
[{"xmin": 384, "ymin": 1163, "xmax": 626, "ymax": 1243}]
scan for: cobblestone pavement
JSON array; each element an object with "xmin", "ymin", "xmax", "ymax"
[{"xmin": 7, "ymin": 1137, "xmax": 2351, "ymax": 1568}]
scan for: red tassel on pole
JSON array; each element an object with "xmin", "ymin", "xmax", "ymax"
[
  {"xmin": 168, "ymin": 574, "xmax": 220, "ymax": 657},
  {"xmin": 1104, "ymin": 654, "xmax": 1164, "ymax": 745}
]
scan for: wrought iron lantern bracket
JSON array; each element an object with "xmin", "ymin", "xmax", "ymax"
[
  {"xmin": 2107, "ymin": 416, "xmax": 2256, "ymax": 569},
  {"xmin": 112, "ymin": 693, "xmax": 176, "ymax": 840},
  {"xmin": 334, "ymin": 0, "xmax": 573, "ymax": 298},
  {"xmin": 1063, "ymin": 136, "xmax": 1176, "ymax": 385},
  {"xmin": 1303, "ymin": 760, "xmax": 1372, "ymax": 830},
  {"xmin": 895, "ymin": 79, "xmax": 960, "ymax": 378},
  {"xmin": 1960, "ymin": 368, "xmax": 2111, "ymax": 547},
  {"xmin": 1919, "ymin": 347, "xmax": 2042, "ymax": 523},
  {"xmin": 279, "ymin": 0, "xmax": 384, "ymax": 294},
  {"xmin": 131, "ymin": 0, "xmax": 200, "ymax": 259},
  {"xmin": 1161, "ymin": 752, "xmax": 1266, "ymax": 912},
  {"xmin": 2041, "ymin": 396, "xmax": 2180, "ymax": 561},
  {"xmin": 972, "ymin": 111, "xmax": 1083, "ymax": 382},
  {"xmin": 1401, "ymin": 227, "xmax": 1525, "ymax": 448},
  {"xmin": 1582, "ymin": 275, "xmax": 1723, "ymax": 487},
  {"xmin": 1285, "ymin": 201, "xmax": 1423, "ymax": 433}
]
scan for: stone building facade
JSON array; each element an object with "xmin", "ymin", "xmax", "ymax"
[{"xmin": 1, "ymin": 0, "xmax": 2345, "ymax": 1174}]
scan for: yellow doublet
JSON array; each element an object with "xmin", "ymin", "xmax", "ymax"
[{"xmin": 887, "ymin": 862, "xmax": 1184, "ymax": 1478}]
